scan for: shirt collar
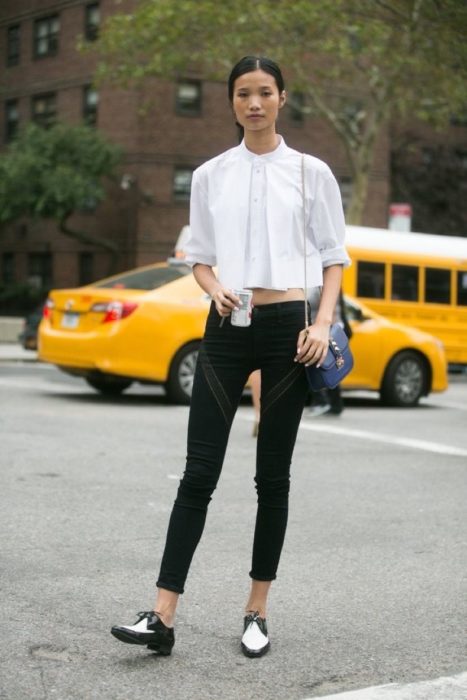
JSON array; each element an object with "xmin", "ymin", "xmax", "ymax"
[{"xmin": 239, "ymin": 135, "xmax": 288, "ymax": 163}]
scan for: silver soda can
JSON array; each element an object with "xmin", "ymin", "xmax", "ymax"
[{"xmin": 231, "ymin": 289, "xmax": 253, "ymax": 327}]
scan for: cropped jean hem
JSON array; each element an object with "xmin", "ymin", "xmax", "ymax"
[
  {"xmin": 156, "ymin": 580, "xmax": 185, "ymax": 595},
  {"xmin": 249, "ymin": 572, "xmax": 277, "ymax": 582}
]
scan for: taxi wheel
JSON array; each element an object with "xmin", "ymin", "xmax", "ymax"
[
  {"xmin": 166, "ymin": 342, "xmax": 200, "ymax": 405},
  {"xmin": 380, "ymin": 351, "xmax": 427, "ymax": 407},
  {"xmin": 86, "ymin": 375, "xmax": 133, "ymax": 396}
]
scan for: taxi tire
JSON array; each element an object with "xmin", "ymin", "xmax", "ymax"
[
  {"xmin": 166, "ymin": 341, "xmax": 200, "ymax": 405},
  {"xmin": 86, "ymin": 375, "xmax": 133, "ymax": 396},
  {"xmin": 380, "ymin": 350, "xmax": 427, "ymax": 407}
]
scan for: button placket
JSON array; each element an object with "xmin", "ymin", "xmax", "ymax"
[{"xmin": 250, "ymin": 161, "xmax": 263, "ymax": 261}]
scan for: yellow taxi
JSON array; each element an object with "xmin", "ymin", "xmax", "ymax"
[{"xmin": 38, "ymin": 261, "xmax": 448, "ymax": 407}]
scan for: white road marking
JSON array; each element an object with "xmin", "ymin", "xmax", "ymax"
[
  {"xmin": 308, "ymin": 670, "xmax": 467, "ymax": 699},
  {"xmin": 235, "ymin": 411, "xmax": 467, "ymax": 458},
  {"xmin": 299, "ymin": 421, "xmax": 467, "ymax": 458}
]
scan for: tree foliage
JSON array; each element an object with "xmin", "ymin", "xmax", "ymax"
[
  {"xmin": 93, "ymin": 0, "xmax": 467, "ymax": 224},
  {"xmin": 392, "ymin": 137, "xmax": 467, "ymax": 235},
  {"xmin": 0, "ymin": 123, "xmax": 122, "ymax": 256}
]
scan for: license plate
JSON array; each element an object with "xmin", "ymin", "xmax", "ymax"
[{"xmin": 61, "ymin": 312, "xmax": 80, "ymax": 329}]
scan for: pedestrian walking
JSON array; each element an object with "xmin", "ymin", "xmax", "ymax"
[
  {"xmin": 111, "ymin": 55, "xmax": 350, "ymax": 658},
  {"xmin": 308, "ymin": 288, "xmax": 353, "ymax": 416}
]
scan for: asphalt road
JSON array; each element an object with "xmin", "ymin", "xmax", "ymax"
[{"xmin": 1, "ymin": 363, "xmax": 466, "ymax": 700}]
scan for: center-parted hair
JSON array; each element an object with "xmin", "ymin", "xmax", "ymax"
[
  {"xmin": 228, "ymin": 56, "xmax": 285, "ymax": 102},
  {"xmin": 228, "ymin": 56, "xmax": 285, "ymax": 140}
]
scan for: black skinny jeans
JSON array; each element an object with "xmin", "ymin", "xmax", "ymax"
[{"xmin": 156, "ymin": 301, "xmax": 309, "ymax": 594}]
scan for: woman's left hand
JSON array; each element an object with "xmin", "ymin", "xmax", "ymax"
[{"xmin": 295, "ymin": 322, "xmax": 330, "ymax": 367}]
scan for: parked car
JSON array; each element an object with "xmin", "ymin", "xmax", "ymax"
[{"xmin": 38, "ymin": 261, "xmax": 448, "ymax": 406}]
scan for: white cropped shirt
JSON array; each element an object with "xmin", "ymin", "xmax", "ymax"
[{"xmin": 184, "ymin": 137, "xmax": 350, "ymax": 290}]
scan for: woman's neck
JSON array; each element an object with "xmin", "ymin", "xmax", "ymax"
[{"xmin": 243, "ymin": 130, "xmax": 280, "ymax": 156}]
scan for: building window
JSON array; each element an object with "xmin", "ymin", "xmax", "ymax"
[
  {"xmin": 28, "ymin": 253, "xmax": 53, "ymax": 290},
  {"xmin": 79, "ymin": 252, "xmax": 94, "ymax": 285},
  {"xmin": 450, "ymin": 109, "xmax": 467, "ymax": 127},
  {"xmin": 173, "ymin": 167, "xmax": 194, "ymax": 200},
  {"xmin": 6, "ymin": 24, "xmax": 20, "ymax": 66},
  {"xmin": 175, "ymin": 81, "xmax": 202, "ymax": 116},
  {"xmin": 455, "ymin": 148, "xmax": 467, "ymax": 170},
  {"xmin": 457, "ymin": 271, "xmax": 467, "ymax": 306},
  {"xmin": 425, "ymin": 268, "xmax": 450, "ymax": 305},
  {"xmin": 356, "ymin": 261, "xmax": 385, "ymax": 299},
  {"xmin": 85, "ymin": 3, "xmax": 100, "ymax": 41},
  {"xmin": 2, "ymin": 253, "xmax": 15, "ymax": 284},
  {"xmin": 33, "ymin": 15, "xmax": 60, "ymax": 59},
  {"xmin": 391, "ymin": 264, "xmax": 419, "ymax": 301},
  {"xmin": 83, "ymin": 86, "xmax": 98, "ymax": 126},
  {"xmin": 32, "ymin": 93, "xmax": 57, "ymax": 128},
  {"xmin": 288, "ymin": 91, "xmax": 305, "ymax": 124},
  {"xmin": 338, "ymin": 177, "xmax": 353, "ymax": 214},
  {"xmin": 5, "ymin": 100, "xmax": 19, "ymax": 142}
]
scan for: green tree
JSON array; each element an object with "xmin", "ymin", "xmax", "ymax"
[
  {"xmin": 392, "ymin": 135, "xmax": 467, "ymax": 235},
  {"xmin": 0, "ymin": 123, "xmax": 122, "ymax": 265},
  {"xmin": 93, "ymin": 0, "xmax": 467, "ymax": 224}
]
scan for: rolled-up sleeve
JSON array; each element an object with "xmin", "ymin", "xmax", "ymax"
[
  {"xmin": 184, "ymin": 169, "xmax": 217, "ymax": 268},
  {"xmin": 312, "ymin": 171, "xmax": 351, "ymax": 268}
]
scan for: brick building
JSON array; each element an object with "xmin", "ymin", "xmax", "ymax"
[{"xmin": 1, "ymin": 0, "xmax": 392, "ymax": 301}]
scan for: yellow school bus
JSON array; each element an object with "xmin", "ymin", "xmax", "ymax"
[{"xmin": 343, "ymin": 226, "xmax": 467, "ymax": 365}]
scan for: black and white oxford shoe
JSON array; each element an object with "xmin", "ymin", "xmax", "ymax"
[
  {"xmin": 241, "ymin": 611, "xmax": 270, "ymax": 658},
  {"xmin": 111, "ymin": 611, "xmax": 175, "ymax": 655}
]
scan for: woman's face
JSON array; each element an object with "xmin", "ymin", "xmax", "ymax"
[{"xmin": 232, "ymin": 69, "xmax": 286, "ymax": 135}]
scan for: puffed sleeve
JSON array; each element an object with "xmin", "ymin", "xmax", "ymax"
[
  {"xmin": 312, "ymin": 170, "xmax": 351, "ymax": 268},
  {"xmin": 184, "ymin": 169, "xmax": 217, "ymax": 268}
]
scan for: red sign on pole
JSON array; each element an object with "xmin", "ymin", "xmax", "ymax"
[{"xmin": 389, "ymin": 203, "xmax": 412, "ymax": 232}]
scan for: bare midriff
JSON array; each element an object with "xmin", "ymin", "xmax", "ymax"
[{"xmin": 249, "ymin": 287, "xmax": 305, "ymax": 306}]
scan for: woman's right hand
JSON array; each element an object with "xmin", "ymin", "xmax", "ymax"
[{"xmin": 212, "ymin": 287, "xmax": 241, "ymax": 317}]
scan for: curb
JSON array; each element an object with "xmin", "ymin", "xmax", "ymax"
[{"xmin": 0, "ymin": 345, "xmax": 39, "ymax": 363}]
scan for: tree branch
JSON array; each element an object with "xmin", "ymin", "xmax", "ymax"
[{"xmin": 58, "ymin": 215, "xmax": 119, "ymax": 254}]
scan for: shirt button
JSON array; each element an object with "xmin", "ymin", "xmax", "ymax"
[{"xmin": 254, "ymin": 198, "xmax": 258, "ymax": 202}]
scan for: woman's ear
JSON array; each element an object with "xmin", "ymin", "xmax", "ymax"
[{"xmin": 279, "ymin": 90, "xmax": 287, "ymax": 109}]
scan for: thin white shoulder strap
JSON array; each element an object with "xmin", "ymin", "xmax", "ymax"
[{"xmin": 301, "ymin": 154, "xmax": 309, "ymax": 328}]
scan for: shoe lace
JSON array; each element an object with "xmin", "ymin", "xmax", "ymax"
[
  {"xmin": 245, "ymin": 610, "xmax": 261, "ymax": 628},
  {"xmin": 136, "ymin": 610, "xmax": 151, "ymax": 622}
]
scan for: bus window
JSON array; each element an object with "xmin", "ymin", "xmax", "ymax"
[
  {"xmin": 392, "ymin": 264, "xmax": 418, "ymax": 301},
  {"xmin": 425, "ymin": 268, "xmax": 450, "ymax": 304},
  {"xmin": 458, "ymin": 271, "xmax": 467, "ymax": 306},
  {"xmin": 357, "ymin": 261, "xmax": 385, "ymax": 298}
]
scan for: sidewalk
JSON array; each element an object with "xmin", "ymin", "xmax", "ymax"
[{"xmin": 0, "ymin": 343, "xmax": 38, "ymax": 362}]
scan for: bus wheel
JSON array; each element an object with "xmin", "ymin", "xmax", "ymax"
[
  {"xmin": 166, "ymin": 341, "xmax": 200, "ymax": 405},
  {"xmin": 381, "ymin": 351, "xmax": 427, "ymax": 407}
]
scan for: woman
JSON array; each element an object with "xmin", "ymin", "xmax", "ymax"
[{"xmin": 111, "ymin": 55, "xmax": 350, "ymax": 658}]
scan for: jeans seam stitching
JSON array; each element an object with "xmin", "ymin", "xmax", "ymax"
[
  {"xmin": 199, "ymin": 347, "xmax": 232, "ymax": 424},
  {"xmin": 261, "ymin": 365, "xmax": 304, "ymax": 415}
]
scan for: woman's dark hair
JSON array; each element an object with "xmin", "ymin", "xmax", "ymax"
[{"xmin": 228, "ymin": 56, "xmax": 285, "ymax": 140}]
